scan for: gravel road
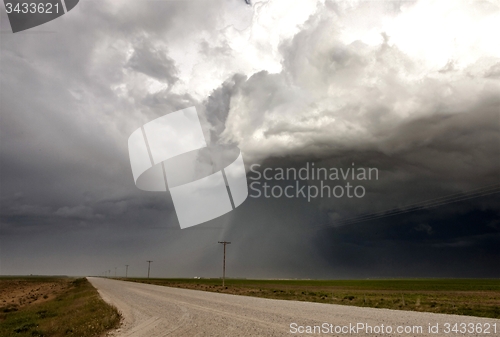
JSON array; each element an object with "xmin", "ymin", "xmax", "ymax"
[{"xmin": 88, "ymin": 277, "xmax": 499, "ymax": 337}]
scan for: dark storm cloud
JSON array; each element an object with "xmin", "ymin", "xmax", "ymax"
[
  {"xmin": 0, "ymin": 0, "xmax": 226, "ymax": 275},
  {"xmin": 1, "ymin": 0, "xmax": 499, "ymax": 278},
  {"xmin": 0, "ymin": 0, "xmax": 267, "ymax": 276},
  {"xmin": 201, "ymin": 74, "xmax": 248, "ymax": 144},
  {"xmin": 126, "ymin": 40, "xmax": 179, "ymax": 85},
  {"xmin": 237, "ymin": 90, "xmax": 499, "ymax": 277},
  {"xmin": 313, "ymin": 197, "xmax": 500, "ymax": 278}
]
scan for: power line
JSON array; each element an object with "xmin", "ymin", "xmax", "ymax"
[
  {"xmin": 334, "ymin": 187, "xmax": 498, "ymax": 227},
  {"xmin": 328, "ymin": 188, "xmax": 498, "ymax": 228},
  {"xmin": 315, "ymin": 183, "xmax": 500, "ymax": 230},
  {"xmin": 218, "ymin": 241, "xmax": 231, "ymax": 287},
  {"xmin": 133, "ymin": 243, "xmax": 219, "ymax": 280}
]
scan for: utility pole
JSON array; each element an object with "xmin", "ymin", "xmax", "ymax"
[
  {"xmin": 125, "ymin": 265, "xmax": 129, "ymax": 278},
  {"xmin": 147, "ymin": 261, "xmax": 153, "ymax": 279},
  {"xmin": 218, "ymin": 241, "xmax": 231, "ymax": 287},
  {"xmin": 114, "ymin": 267, "xmax": 117, "ymax": 277}
]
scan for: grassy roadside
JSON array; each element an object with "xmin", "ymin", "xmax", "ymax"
[
  {"xmin": 121, "ymin": 278, "xmax": 500, "ymax": 319},
  {"xmin": 0, "ymin": 278, "xmax": 120, "ymax": 337}
]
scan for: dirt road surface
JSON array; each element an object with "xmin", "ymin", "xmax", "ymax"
[{"xmin": 88, "ymin": 277, "xmax": 499, "ymax": 337}]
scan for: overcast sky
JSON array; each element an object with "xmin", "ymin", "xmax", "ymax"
[{"xmin": 1, "ymin": 0, "xmax": 499, "ymax": 278}]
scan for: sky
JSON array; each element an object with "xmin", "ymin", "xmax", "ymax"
[{"xmin": 0, "ymin": 0, "xmax": 499, "ymax": 279}]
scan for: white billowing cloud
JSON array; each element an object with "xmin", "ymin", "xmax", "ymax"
[
  {"xmin": 5, "ymin": 0, "xmax": 495, "ymax": 166},
  {"xmin": 89, "ymin": 0, "xmax": 317, "ymax": 102},
  {"xmin": 178, "ymin": 0, "xmax": 321, "ymax": 98},
  {"xmin": 214, "ymin": 0, "xmax": 500, "ymax": 162},
  {"xmin": 383, "ymin": 0, "xmax": 500, "ymax": 71},
  {"xmin": 1, "ymin": 0, "xmax": 497, "ymax": 203},
  {"xmin": 106, "ymin": 0, "xmax": 499, "ymax": 118}
]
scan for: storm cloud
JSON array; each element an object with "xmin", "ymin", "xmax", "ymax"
[{"xmin": 1, "ymin": 0, "xmax": 499, "ymax": 278}]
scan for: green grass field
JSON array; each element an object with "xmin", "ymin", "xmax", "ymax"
[
  {"xmin": 121, "ymin": 278, "xmax": 500, "ymax": 319},
  {"xmin": 0, "ymin": 278, "xmax": 120, "ymax": 337}
]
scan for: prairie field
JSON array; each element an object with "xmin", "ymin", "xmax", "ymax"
[
  {"xmin": 123, "ymin": 278, "xmax": 500, "ymax": 319},
  {"xmin": 0, "ymin": 277, "xmax": 120, "ymax": 337}
]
